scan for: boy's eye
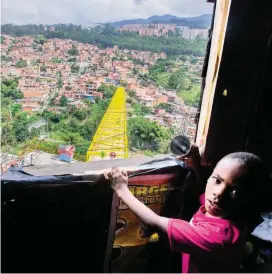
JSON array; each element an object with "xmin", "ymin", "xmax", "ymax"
[{"xmin": 212, "ymin": 176, "xmax": 221, "ymax": 184}]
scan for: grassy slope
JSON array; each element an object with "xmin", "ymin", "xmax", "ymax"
[
  {"xmin": 156, "ymin": 72, "xmax": 171, "ymax": 88},
  {"xmin": 177, "ymin": 83, "xmax": 201, "ymax": 107}
]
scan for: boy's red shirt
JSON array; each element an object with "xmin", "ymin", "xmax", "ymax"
[{"xmin": 167, "ymin": 201, "xmax": 246, "ymax": 273}]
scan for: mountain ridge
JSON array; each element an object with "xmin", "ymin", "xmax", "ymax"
[{"xmin": 109, "ymin": 14, "xmax": 212, "ymax": 29}]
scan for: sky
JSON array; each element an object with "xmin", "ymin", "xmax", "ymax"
[{"xmin": 2, "ymin": 0, "xmax": 213, "ymax": 25}]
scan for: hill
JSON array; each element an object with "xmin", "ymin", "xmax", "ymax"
[
  {"xmin": 109, "ymin": 14, "xmax": 212, "ymax": 29},
  {"xmin": 1, "ymin": 23, "xmax": 208, "ymax": 56}
]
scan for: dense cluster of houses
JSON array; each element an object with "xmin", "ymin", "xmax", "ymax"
[{"xmin": 1, "ymin": 34, "xmax": 200, "ymax": 142}]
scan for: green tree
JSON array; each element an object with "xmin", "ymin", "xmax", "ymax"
[
  {"xmin": 13, "ymin": 112, "xmax": 29, "ymax": 142},
  {"xmin": 1, "ymin": 125, "xmax": 14, "ymax": 146},
  {"xmin": 49, "ymin": 94, "xmax": 58, "ymax": 106},
  {"xmin": 60, "ymin": 132, "xmax": 85, "ymax": 146},
  {"xmin": 178, "ymin": 76, "xmax": 191, "ymax": 90},
  {"xmin": 68, "ymin": 44, "xmax": 79, "ymax": 56},
  {"xmin": 156, "ymin": 103, "xmax": 172, "ymax": 112},
  {"xmin": 179, "ymin": 55, "xmax": 187, "ymax": 62},
  {"xmin": 74, "ymin": 109, "xmax": 87, "ymax": 121},
  {"xmin": 168, "ymin": 69, "xmax": 191, "ymax": 90},
  {"xmin": 168, "ymin": 72, "xmax": 180, "ymax": 88},
  {"xmin": 40, "ymin": 64, "xmax": 47, "ymax": 72},
  {"xmin": 80, "ymin": 68, "xmax": 87, "ymax": 75},
  {"xmin": 71, "ymin": 63, "xmax": 79, "ymax": 73},
  {"xmin": 132, "ymin": 68, "xmax": 139, "ymax": 75},
  {"xmin": 97, "ymin": 84, "xmax": 116, "ymax": 99},
  {"xmin": 190, "ymin": 57, "xmax": 198, "ymax": 64},
  {"xmin": 167, "ymin": 30, "xmax": 175, "ymax": 37},
  {"xmin": 128, "ymin": 90, "xmax": 136, "ymax": 98},
  {"xmin": 60, "ymin": 95, "xmax": 68, "ymax": 106},
  {"xmin": 128, "ymin": 116, "xmax": 171, "ymax": 153},
  {"xmin": 1, "ymin": 97, "xmax": 12, "ymax": 107},
  {"xmin": 132, "ymin": 103, "xmax": 151, "ymax": 116},
  {"xmin": 68, "ymin": 57, "xmax": 77, "ymax": 62},
  {"xmin": 51, "ymin": 57, "xmax": 62, "ymax": 63},
  {"xmin": 47, "ymin": 112, "xmax": 64, "ymax": 123},
  {"xmin": 15, "ymin": 59, "xmax": 27, "ymax": 68},
  {"xmin": 68, "ymin": 118, "xmax": 80, "ymax": 131},
  {"xmin": 29, "ymin": 128, "xmax": 40, "ymax": 139},
  {"xmin": 34, "ymin": 34, "xmax": 46, "ymax": 44},
  {"xmin": 1, "ymin": 77, "xmax": 23, "ymax": 100},
  {"xmin": 148, "ymin": 58, "xmax": 174, "ymax": 81},
  {"xmin": 68, "ymin": 105, "xmax": 77, "ymax": 114},
  {"xmin": 102, "ymin": 23, "xmax": 115, "ymax": 35},
  {"xmin": 11, "ymin": 104, "xmax": 22, "ymax": 116},
  {"xmin": 1, "ymin": 55, "xmax": 11, "ymax": 61},
  {"xmin": 57, "ymin": 73, "xmax": 63, "ymax": 89},
  {"xmin": 57, "ymin": 79, "xmax": 63, "ymax": 89},
  {"xmin": 31, "ymin": 58, "xmax": 40, "ymax": 65}
]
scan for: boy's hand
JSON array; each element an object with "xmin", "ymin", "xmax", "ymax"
[
  {"xmin": 104, "ymin": 167, "xmax": 128, "ymax": 194},
  {"xmin": 176, "ymin": 144, "xmax": 202, "ymax": 171},
  {"xmin": 177, "ymin": 144, "xmax": 205, "ymax": 192},
  {"xmin": 105, "ymin": 167, "xmax": 169, "ymax": 232}
]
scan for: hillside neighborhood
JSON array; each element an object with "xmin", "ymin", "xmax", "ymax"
[
  {"xmin": 1, "ymin": 33, "xmax": 201, "ymax": 135},
  {"xmin": 1, "ymin": 27, "xmax": 205, "ymax": 173}
]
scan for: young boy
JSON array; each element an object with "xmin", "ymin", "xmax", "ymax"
[{"xmin": 104, "ymin": 147, "xmax": 268, "ymax": 273}]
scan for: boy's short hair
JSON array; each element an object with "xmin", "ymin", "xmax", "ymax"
[{"xmin": 222, "ymin": 152, "xmax": 271, "ymax": 212}]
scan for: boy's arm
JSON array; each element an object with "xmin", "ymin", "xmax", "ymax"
[
  {"xmin": 104, "ymin": 168, "xmax": 219, "ymax": 256},
  {"xmin": 117, "ymin": 184, "xmax": 219, "ymax": 255},
  {"xmin": 105, "ymin": 167, "xmax": 169, "ymax": 232},
  {"xmin": 117, "ymin": 185, "xmax": 169, "ymax": 232}
]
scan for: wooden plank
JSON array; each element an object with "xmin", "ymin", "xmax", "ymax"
[{"xmin": 196, "ymin": 0, "xmax": 232, "ymax": 156}]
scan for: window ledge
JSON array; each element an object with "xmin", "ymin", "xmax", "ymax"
[{"xmin": 3, "ymin": 154, "xmax": 179, "ymax": 178}]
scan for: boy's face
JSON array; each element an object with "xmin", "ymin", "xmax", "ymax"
[{"xmin": 205, "ymin": 158, "xmax": 249, "ymax": 218}]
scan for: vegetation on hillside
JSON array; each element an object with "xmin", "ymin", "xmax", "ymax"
[
  {"xmin": 128, "ymin": 116, "xmax": 172, "ymax": 153},
  {"xmin": 1, "ymin": 78, "xmax": 24, "ymax": 101},
  {"xmin": 1, "ymin": 79, "xmax": 172, "ymax": 160},
  {"xmin": 15, "ymin": 59, "xmax": 27, "ymax": 68},
  {"xmin": 2, "ymin": 24, "xmax": 208, "ymax": 56},
  {"xmin": 140, "ymin": 57, "xmax": 201, "ymax": 107}
]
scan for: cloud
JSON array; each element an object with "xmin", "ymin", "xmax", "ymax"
[
  {"xmin": 1, "ymin": 0, "xmax": 213, "ymax": 25},
  {"xmin": 133, "ymin": 0, "xmax": 147, "ymax": 5}
]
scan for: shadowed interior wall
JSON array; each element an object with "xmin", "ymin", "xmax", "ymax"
[
  {"xmin": 202, "ymin": 0, "xmax": 272, "ymax": 170},
  {"xmin": 2, "ymin": 179, "xmax": 113, "ymax": 273}
]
